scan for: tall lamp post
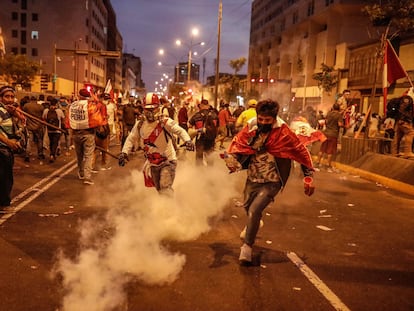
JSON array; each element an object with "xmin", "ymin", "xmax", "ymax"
[{"xmin": 176, "ymin": 28, "xmax": 204, "ymax": 83}]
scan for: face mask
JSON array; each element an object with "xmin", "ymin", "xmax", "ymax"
[
  {"xmin": 144, "ymin": 110, "xmax": 156, "ymax": 122},
  {"xmin": 257, "ymin": 123, "xmax": 273, "ymax": 133}
]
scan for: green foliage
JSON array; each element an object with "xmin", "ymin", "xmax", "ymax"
[
  {"xmin": 229, "ymin": 57, "xmax": 246, "ymax": 75},
  {"xmin": 362, "ymin": 0, "xmax": 414, "ymax": 33},
  {"xmin": 312, "ymin": 63, "xmax": 338, "ymax": 94},
  {"xmin": 223, "ymin": 57, "xmax": 247, "ymax": 102},
  {"xmin": 0, "ymin": 54, "xmax": 40, "ymax": 87}
]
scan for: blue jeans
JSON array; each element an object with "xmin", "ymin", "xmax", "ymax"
[
  {"xmin": 73, "ymin": 129, "xmax": 95, "ymax": 179},
  {"xmin": 242, "ymin": 180, "xmax": 282, "ymax": 246}
]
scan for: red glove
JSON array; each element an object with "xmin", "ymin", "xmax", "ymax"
[{"xmin": 303, "ymin": 176, "xmax": 315, "ymax": 196}]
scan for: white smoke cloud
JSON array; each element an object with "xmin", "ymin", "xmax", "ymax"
[{"xmin": 53, "ymin": 157, "xmax": 240, "ymax": 311}]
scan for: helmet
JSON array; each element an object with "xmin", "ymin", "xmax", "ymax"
[
  {"xmin": 248, "ymin": 99, "xmax": 257, "ymax": 107},
  {"xmin": 144, "ymin": 92, "xmax": 160, "ymax": 109}
]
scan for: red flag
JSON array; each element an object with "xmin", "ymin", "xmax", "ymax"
[{"xmin": 383, "ymin": 40, "xmax": 407, "ymax": 111}]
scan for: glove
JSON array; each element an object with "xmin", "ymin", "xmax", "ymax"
[
  {"xmin": 118, "ymin": 152, "xmax": 129, "ymax": 167},
  {"xmin": 184, "ymin": 140, "xmax": 195, "ymax": 151},
  {"xmin": 303, "ymin": 176, "xmax": 315, "ymax": 196}
]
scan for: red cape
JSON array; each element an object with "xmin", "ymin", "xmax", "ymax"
[{"xmin": 228, "ymin": 123, "xmax": 314, "ymax": 169}]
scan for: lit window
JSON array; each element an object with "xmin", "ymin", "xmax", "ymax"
[{"xmin": 31, "ymin": 31, "xmax": 39, "ymax": 39}]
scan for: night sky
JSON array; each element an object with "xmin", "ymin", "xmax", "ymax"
[{"xmin": 111, "ymin": 0, "xmax": 252, "ymax": 91}]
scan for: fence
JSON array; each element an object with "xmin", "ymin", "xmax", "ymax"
[{"xmin": 339, "ymin": 136, "xmax": 393, "ymax": 164}]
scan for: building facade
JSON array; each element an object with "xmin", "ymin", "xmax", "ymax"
[
  {"xmin": 0, "ymin": 0, "xmax": 123, "ymax": 97},
  {"xmin": 122, "ymin": 53, "xmax": 144, "ymax": 98},
  {"xmin": 248, "ymin": 0, "xmax": 414, "ymax": 116},
  {"xmin": 175, "ymin": 62, "xmax": 201, "ymax": 83}
]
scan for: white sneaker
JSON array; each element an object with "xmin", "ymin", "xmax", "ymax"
[
  {"xmin": 83, "ymin": 178, "xmax": 94, "ymax": 185},
  {"xmin": 240, "ymin": 220, "xmax": 264, "ymax": 240},
  {"xmin": 239, "ymin": 243, "xmax": 252, "ymax": 264}
]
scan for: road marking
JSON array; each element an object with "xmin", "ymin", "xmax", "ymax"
[
  {"xmin": 0, "ymin": 160, "xmax": 77, "ymax": 225},
  {"xmin": 287, "ymin": 251, "xmax": 351, "ymax": 311},
  {"xmin": 11, "ymin": 160, "xmax": 77, "ymax": 203}
]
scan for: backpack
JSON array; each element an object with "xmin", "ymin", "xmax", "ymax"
[
  {"xmin": 46, "ymin": 109, "xmax": 60, "ymax": 131},
  {"xmin": 201, "ymin": 110, "xmax": 218, "ymax": 140},
  {"xmin": 386, "ymin": 98, "xmax": 400, "ymax": 119}
]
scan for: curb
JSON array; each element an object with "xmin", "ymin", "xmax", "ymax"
[{"xmin": 334, "ymin": 162, "xmax": 414, "ymax": 196}]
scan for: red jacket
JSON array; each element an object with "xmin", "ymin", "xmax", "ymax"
[{"xmin": 227, "ymin": 119, "xmax": 314, "ymax": 186}]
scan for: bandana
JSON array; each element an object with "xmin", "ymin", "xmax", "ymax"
[{"xmin": 0, "ymin": 86, "xmax": 15, "ymax": 97}]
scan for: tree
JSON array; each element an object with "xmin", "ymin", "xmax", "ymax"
[
  {"xmin": 0, "ymin": 54, "xmax": 40, "ymax": 88},
  {"xmin": 224, "ymin": 57, "xmax": 247, "ymax": 102},
  {"xmin": 362, "ymin": 0, "xmax": 414, "ymax": 35},
  {"xmin": 362, "ymin": 0, "xmax": 414, "ymax": 104},
  {"xmin": 312, "ymin": 63, "xmax": 338, "ymax": 94},
  {"xmin": 229, "ymin": 57, "xmax": 246, "ymax": 75}
]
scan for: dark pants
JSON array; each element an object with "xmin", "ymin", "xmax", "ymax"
[
  {"xmin": 195, "ymin": 137, "xmax": 215, "ymax": 166},
  {"xmin": 48, "ymin": 132, "xmax": 61, "ymax": 157},
  {"xmin": 0, "ymin": 147, "xmax": 14, "ymax": 207},
  {"xmin": 121, "ymin": 123, "xmax": 135, "ymax": 147},
  {"xmin": 26, "ymin": 128, "xmax": 44, "ymax": 158},
  {"xmin": 242, "ymin": 180, "xmax": 282, "ymax": 246}
]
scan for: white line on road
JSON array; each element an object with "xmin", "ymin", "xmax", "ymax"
[
  {"xmin": 287, "ymin": 251, "xmax": 351, "ymax": 311},
  {"xmin": 0, "ymin": 160, "xmax": 77, "ymax": 225},
  {"xmin": 11, "ymin": 160, "xmax": 77, "ymax": 203}
]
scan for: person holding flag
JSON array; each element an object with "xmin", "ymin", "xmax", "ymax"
[{"xmin": 382, "ymin": 39, "xmax": 414, "ymax": 158}]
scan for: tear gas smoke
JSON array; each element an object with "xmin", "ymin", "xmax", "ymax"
[{"xmin": 54, "ymin": 159, "xmax": 240, "ymax": 311}]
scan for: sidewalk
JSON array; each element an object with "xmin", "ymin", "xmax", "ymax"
[{"xmin": 334, "ymin": 152, "xmax": 414, "ymax": 196}]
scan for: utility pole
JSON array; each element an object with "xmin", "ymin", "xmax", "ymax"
[{"xmin": 214, "ymin": 0, "xmax": 222, "ymax": 108}]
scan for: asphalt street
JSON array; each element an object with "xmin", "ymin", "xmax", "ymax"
[{"xmin": 0, "ymin": 140, "xmax": 413, "ymax": 311}]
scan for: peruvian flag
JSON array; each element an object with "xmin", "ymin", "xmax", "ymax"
[
  {"xmin": 104, "ymin": 79, "xmax": 115, "ymax": 101},
  {"xmin": 383, "ymin": 39, "xmax": 407, "ymax": 108}
]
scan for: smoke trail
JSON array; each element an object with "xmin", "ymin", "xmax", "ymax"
[{"xmin": 54, "ymin": 159, "xmax": 240, "ymax": 311}]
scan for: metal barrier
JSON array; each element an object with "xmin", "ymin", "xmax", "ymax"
[{"xmin": 339, "ymin": 136, "xmax": 393, "ymax": 164}]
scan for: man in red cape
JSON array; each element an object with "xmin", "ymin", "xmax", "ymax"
[{"xmin": 223, "ymin": 100, "xmax": 315, "ymax": 265}]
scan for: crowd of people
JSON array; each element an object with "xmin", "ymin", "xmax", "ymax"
[{"xmin": 1, "ymin": 84, "xmax": 413, "ymax": 265}]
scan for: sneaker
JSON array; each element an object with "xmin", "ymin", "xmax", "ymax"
[
  {"xmin": 49, "ymin": 156, "xmax": 55, "ymax": 163},
  {"xmin": 91, "ymin": 169, "xmax": 99, "ymax": 174},
  {"xmin": 83, "ymin": 178, "xmax": 94, "ymax": 185},
  {"xmin": 239, "ymin": 243, "xmax": 252, "ymax": 264},
  {"xmin": 77, "ymin": 171, "xmax": 85, "ymax": 180},
  {"xmin": 100, "ymin": 166, "xmax": 112, "ymax": 171},
  {"xmin": 240, "ymin": 220, "xmax": 264, "ymax": 240}
]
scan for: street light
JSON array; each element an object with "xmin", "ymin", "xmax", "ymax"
[{"xmin": 176, "ymin": 28, "xmax": 205, "ymax": 82}]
